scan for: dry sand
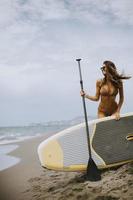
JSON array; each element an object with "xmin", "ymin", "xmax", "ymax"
[
  {"xmin": 0, "ymin": 134, "xmax": 133, "ymax": 200},
  {"xmin": 27, "ymin": 163, "xmax": 133, "ymax": 200}
]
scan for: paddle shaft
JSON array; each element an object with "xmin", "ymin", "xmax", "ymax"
[{"xmin": 76, "ymin": 59, "xmax": 92, "ymax": 159}]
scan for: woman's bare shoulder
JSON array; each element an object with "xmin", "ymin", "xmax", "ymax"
[{"xmin": 96, "ymin": 79, "xmax": 103, "ymax": 87}]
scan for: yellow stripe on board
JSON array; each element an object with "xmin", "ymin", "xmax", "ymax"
[
  {"xmin": 42, "ymin": 140, "xmax": 64, "ymax": 169},
  {"xmin": 43, "ymin": 160, "xmax": 133, "ymax": 172}
]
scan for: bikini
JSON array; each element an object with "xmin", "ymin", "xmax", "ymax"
[{"xmin": 98, "ymin": 81, "xmax": 118, "ymax": 116}]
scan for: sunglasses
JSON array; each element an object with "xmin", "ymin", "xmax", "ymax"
[{"xmin": 100, "ymin": 66, "xmax": 106, "ymax": 71}]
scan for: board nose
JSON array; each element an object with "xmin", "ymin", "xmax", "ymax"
[{"xmin": 38, "ymin": 140, "xmax": 63, "ymax": 170}]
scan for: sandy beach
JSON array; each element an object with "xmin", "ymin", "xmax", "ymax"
[{"xmin": 0, "ymin": 134, "xmax": 133, "ymax": 200}]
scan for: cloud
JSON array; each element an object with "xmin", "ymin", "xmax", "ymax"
[
  {"xmin": 23, "ymin": 0, "xmax": 133, "ymax": 25},
  {"xmin": 0, "ymin": 0, "xmax": 133, "ymax": 125},
  {"xmin": 0, "ymin": 0, "xmax": 18, "ymax": 28},
  {"xmin": 69, "ymin": 0, "xmax": 133, "ymax": 25},
  {"xmin": 109, "ymin": 0, "xmax": 133, "ymax": 25},
  {"xmin": 0, "ymin": 0, "xmax": 133, "ymax": 29}
]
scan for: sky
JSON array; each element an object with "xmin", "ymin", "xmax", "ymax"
[{"xmin": 0, "ymin": 0, "xmax": 133, "ymax": 126}]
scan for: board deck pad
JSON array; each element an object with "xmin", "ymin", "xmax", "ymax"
[
  {"xmin": 38, "ymin": 113, "xmax": 133, "ymax": 171},
  {"xmin": 93, "ymin": 115, "xmax": 133, "ymax": 165}
]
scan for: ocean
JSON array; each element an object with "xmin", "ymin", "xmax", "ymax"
[
  {"xmin": 0, "ymin": 124, "xmax": 70, "ymax": 145},
  {"xmin": 0, "ymin": 117, "xmax": 94, "ymax": 171},
  {"xmin": 0, "ymin": 124, "xmax": 71, "ymax": 171}
]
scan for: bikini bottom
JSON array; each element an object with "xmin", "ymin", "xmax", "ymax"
[{"xmin": 98, "ymin": 105, "xmax": 118, "ymax": 117}]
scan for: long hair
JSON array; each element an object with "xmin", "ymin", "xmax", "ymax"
[{"xmin": 102, "ymin": 60, "xmax": 131, "ymax": 88}]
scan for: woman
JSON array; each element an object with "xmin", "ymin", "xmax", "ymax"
[{"xmin": 80, "ymin": 60, "xmax": 131, "ymax": 120}]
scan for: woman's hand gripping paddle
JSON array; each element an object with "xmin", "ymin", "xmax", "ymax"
[{"xmin": 76, "ymin": 59, "xmax": 101, "ymax": 181}]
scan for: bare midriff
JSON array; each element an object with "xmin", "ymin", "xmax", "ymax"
[{"xmin": 98, "ymin": 96, "xmax": 118, "ymax": 116}]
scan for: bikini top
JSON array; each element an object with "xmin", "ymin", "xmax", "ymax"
[{"xmin": 99, "ymin": 80, "xmax": 118, "ymax": 97}]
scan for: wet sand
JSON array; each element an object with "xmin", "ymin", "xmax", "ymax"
[
  {"xmin": 0, "ymin": 134, "xmax": 133, "ymax": 200},
  {"xmin": 0, "ymin": 133, "xmax": 54, "ymax": 200}
]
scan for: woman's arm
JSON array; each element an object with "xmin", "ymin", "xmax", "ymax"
[
  {"xmin": 114, "ymin": 82, "xmax": 124, "ymax": 120},
  {"xmin": 117, "ymin": 82, "xmax": 124, "ymax": 112},
  {"xmin": 81, "ymin": 79, "xmax": 101, "ymax": 101}
]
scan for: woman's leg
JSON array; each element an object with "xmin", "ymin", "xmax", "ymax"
[{"xmin": 98, "ymin": 111, "xmax": 106, "ymax": 118}]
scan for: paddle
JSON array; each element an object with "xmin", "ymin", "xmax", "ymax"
[{"xmin": 76, "ymin": 58, "xmax": 101, "ymax": 181}]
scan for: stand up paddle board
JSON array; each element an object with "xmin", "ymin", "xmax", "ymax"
[{"xmin": 38, "ymin": 113, "xmax": 133, "ymax": 171}]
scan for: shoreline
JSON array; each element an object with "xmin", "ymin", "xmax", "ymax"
[
  {"xmin": 0, "ymin": 129, "xmax": 59, "ymax": 171},
  {"xmin": 0, "ymin": 134, "xmax": 53, "ymax": 200},
  {"xmin": 0, "ymin": 134, "xmax": 133, "ymax": 200}
]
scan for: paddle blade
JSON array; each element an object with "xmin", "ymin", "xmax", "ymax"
[{"xmin": 86, "ymin": 157, "xmax": 101, "ymax": 181}]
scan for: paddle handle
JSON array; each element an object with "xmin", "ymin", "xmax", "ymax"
[{"xmin": 76, "ymin": 59, "xmax": 92, "ymax": 159}]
